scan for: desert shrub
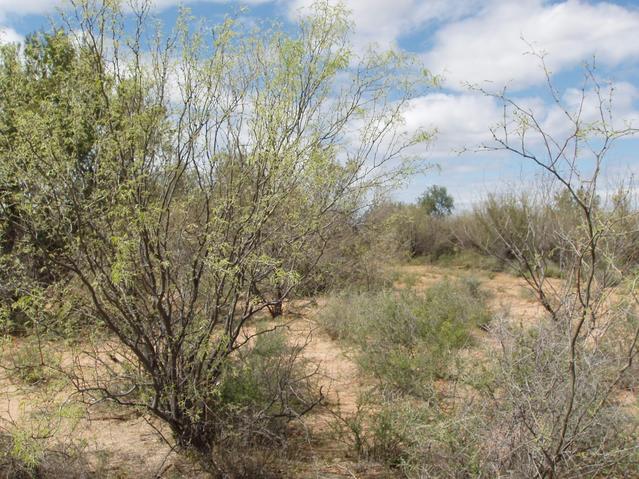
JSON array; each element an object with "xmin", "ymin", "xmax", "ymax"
[
  {"xmin": 441, "ymin": 60, "xmax": 639, "ymax": 478},
  {"xmin": 598, "ymin": 293, "xmax": 639, "ymax": 392},
  {"xmin": 452, "ymin": 189, "xmax": 639, "ymax": 282},
  {"xmin": 0, "ymin": 223, "xmax": 51, "ymax": 338},
  {"xmin": 207, "ymin": 442, "xmax": 284, "ymax": 479},
  {"xmin": 326, "ymin": 53, "xmax": 639, "ymax": 479},
  {"xmin": 0, "ymin": 431, "xmax": 90, "ymax": 479},
  {"xmin": 448, "ymin": 187, "xmax": 639, "ymax": 282},
  {"xmin": 320, "ymin": 279, "xmax": 491, "ymax": 399},
  {"xmin": 367, "ymin": 200, "xmax": 456, "ymax": 261},
  {"xmin": 452, "ymin": 193, "xmax": 556, "ymax": 264},
  {"xmin": 0, "ymin": 31, "xmax": 92, "ymax": 338},
  {"xmin": 407, "ymin": 185, "xmax": 457, "ymax": 259},
  {"xmin": 330, "ymin": 388, "xmax": 490, "ymax": 477},
  {"xmin": 0, "ymin": 385, "xmax": 87, "ymax": 479},
  {"xmin": 6, "ymin": 339, "xmax": 61, "ymax": 386},
  {"xmin": 0, "ymin": 266, "xmax": 87, "ymax": 344},
  {"xmin": 330, "ymin": 393, "xmax": 431, "ymax": 468},
  {"xmin": 199, "ymin": 327, "xmax": 322, "ymax": 476},
  {"xmin": 0, "ymin": 431, "xmax": 44, "ymax": 478},
  {"xmin": 219, "ymin": 327, "xmax": 319, "ymax": 418},
  {"xmin": 300, "ymin": 209, "xmax": 402, "ymax": 295},
  {"xmin": 0, "ymin": 285, "xmax": 43, "ymax": 338},
  {"xmin": 434, "ymin": 249, "xmax": 506, "ymax": 273},
  {"xmin": 390, "ymin": 269, "xmax": 420, "ymax": 289},
  {"xmin": 322, "ymin": 281, "xmax": 477, "ymax": 472},
  {"xmin": 67, "ymin": 323, "xmax": 322, "ymax": 474},
  {"xmin": 452, "ymin": 317, "xmax": 639, "ymax": 478},
  {"xmin": 333, "ymin": 311, "xmax": 639, "ymax": 478},
  {"xmin": 407, "ymin": 210, "xmax": 456, "ymax": 260}
]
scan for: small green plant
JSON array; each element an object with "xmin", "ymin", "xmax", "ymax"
[
  {"xmin": 0, "ymin": 396, "xmax": 86, "ymax": 477},
  {"xmin": 434, "ymin": 250, "xmax": 504, "ymax": 272},
  {"xmin": 0, "ymin": 430, "xmax": 43, "ymax": 477},
  {"xmin": 7, "ymin": 337, "xmax": 60, "ymax": 385},
  {"xmin": 219, "ymin": 327, "xmax": 316, "ymax": 412},
  {"xmin": 320, "ymin": 279, "xmax": 492, "ymax": 398},
  {"xmin": 391, "ymin": 269, "xmax": 419, "ymax": 289},
  {"xmin": 330, "ymin": 391, "xmax": 481, "ymax": 476}
]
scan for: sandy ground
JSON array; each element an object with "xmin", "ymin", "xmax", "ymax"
[{"xmin": 0, "ymin": 263, "xmax": 565, "ymax": 478}]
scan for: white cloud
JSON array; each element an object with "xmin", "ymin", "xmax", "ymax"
[
  {"xmin": 0, "ymin": 25, "xmax": 22, "ymax": 43},
  {"xmin": 287, "ymin": 0, "xmax": 480, "ymax": 51},
  {"xmin": 396, "ymin": 91, "xmax": 515, "ymax": 205},
  {"xmin": 425, "ymin": 0, "xmax": 639, "ymax": 91},
  {"xmin": 0, "ymin": 0, "xmax": 62, "ymax": 19},
  {"xmin": 398, "ymin": 79, "xmax": 639, "ymax": 203},
  {"xmin": 148, "ymin": 0, "xmax": 269, "ymax": 9},
  {"xmin": 542, "ymin": 81, "xmax": 639, "ymax": 135},
  {"xmin": 403, "ymin": 92, "xmax": 503, "ymax": 155}
]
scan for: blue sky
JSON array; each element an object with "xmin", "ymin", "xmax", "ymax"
[{"xmin": 2, "ymin": 0, "xmax": 639, "ymax": 207}]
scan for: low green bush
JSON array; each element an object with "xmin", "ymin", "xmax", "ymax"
[
  {"xmin": 189, "ymin": 326, "xmax": 320, "ymax": 476},
  {"xmin": 4, "ymin": 337, "xmax": 61, "ymax": 385},
  {"xmin": 219, "ymin": 327, "xmax": 316, "ymax": 413},
  {"xmin": 331, "ymin": 390, "xmax": 487, "ymax": 477},
  {"xmin": 320, "ymin": 279, "xmax": 491, "ymax": 399},
  {"xmin": 434, "ymin": 249, "xmax": 505, "ymax": 272}
]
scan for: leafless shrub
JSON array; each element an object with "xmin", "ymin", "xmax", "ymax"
[{"xmin": 466, "ymin": 55, "xmax": 639, "ymax": 477}]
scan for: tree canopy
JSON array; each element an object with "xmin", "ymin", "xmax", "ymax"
[{"xmin": 419, "ymin": 185, "xmax": 454, "ymax": 217}]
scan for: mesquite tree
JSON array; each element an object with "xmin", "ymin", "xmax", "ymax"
[{"xmin": 0, "ymin": 0, "xmax": 430, "ymax": 455}]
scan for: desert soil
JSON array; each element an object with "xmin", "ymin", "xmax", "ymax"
[{"xmin": 0, "ymin": 264, "xmax": 545, "ymax": 478}]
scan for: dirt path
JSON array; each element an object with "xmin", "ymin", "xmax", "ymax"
[
  {"xmin": 287, "ymin": 302, "xmax": 363, "ymax": 417},
  {"xmin": 281, "ymin": 264, "xmax": 545, "ymax": 477},
  {"xmin": 281, "ymin": 303, "xmax": 387, "ymax": 478}
]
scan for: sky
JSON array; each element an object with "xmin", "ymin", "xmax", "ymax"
[{"xmin": 1, "ymin": 0, "xmax": 639, "ymax": 207}]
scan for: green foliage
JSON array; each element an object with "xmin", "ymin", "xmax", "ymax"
[
  {"xmin": 418, "ymin": 185, "xmax": 454, "ymax": 217},
  {"xmin": 320, "ymin": 279, "xmax": 491, "ymax": 398},
  {"xmin": 0, "ymin": 376, "xmax": 86, "ymax": 478},
  {"xmin": 284, "ymin": 205, "xmax": 399, "ymax": 296},
  {"xmin": 0, "ymin": 0, "xmax": 432, "ymax": 456},
  {"xmin": 362, "ymin": 200, "xmax": 456, "ymax": 260},
  {"xmin": 0, "ymin": 430, "xmax": 44, "ymax": 477},
  {"xmin": 434, "ymin": 249, "xmax": 505, "ymax": 272},
  {"xmin": 322, "ymin": 278, "xmax": 495, "ymax": 474},
  {"xmin": 0, "ymin": 418, "xmax": 88, "ymax": 478},
  {"xmin": 219, "ymin": 327, "xmax": 315, "ymax": 415},
  {"xmin": 332, "ymin": 394, "xmax": 431, "ymax": 468},
  {"xmin": 0, "ymin": 28, "xmax": 104, "ymax": 337},
  {"xmin": 332, "ymin": 389, "xmax": 489, "ymax": 477},
  {"xmin": 7, "ymin": 337, "xmax": 60, "ymax": 385}
]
